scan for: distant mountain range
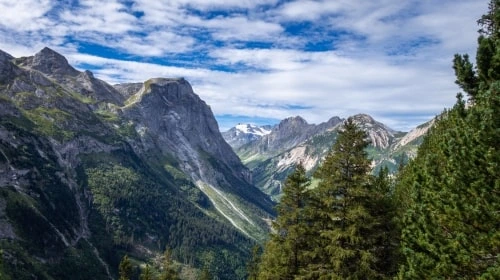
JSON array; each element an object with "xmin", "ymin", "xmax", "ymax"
[
  {"xmin": 0, "ymin": 48, "xmax": 274, "ymax": 280},
  {"xmin": 223, "ymin": 114, "xmax": 433, "ymax": 200},
  {"xmin": 222, "ymin": 123, "xmax": 273, "ymax": 149}
]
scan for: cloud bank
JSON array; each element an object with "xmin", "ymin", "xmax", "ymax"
[{"xmin": 0, "ymin": 0, "xmax": 487, "ymax": 131}]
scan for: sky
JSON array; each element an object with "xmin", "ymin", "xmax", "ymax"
[{"xmin": 0, "ymin": 0, "xmax": 488, "ymax": 132}]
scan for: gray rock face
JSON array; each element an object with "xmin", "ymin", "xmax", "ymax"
[
  {"xmin": 267, "ymin": 116, "xmax": 309, "ymax": 150},
  {"xmin": 0, "ymin": 49, "xmax": 16, "ymax": 83},
  {"xmin": 28, "ymin": 47, "xmax": 80, "ymax": 77},
  {"xmin": 351, "ymin": 114, "xmax": 399, "ymax": 149},
  {"xmin": 118, "ymin": 78, "xmax": 275, "ymax": 237},
  {"xmin": 113, "ymin": 82, "xmax": 143, "ymax": 99},
  {"xmin": 0, "ymin": 49, "xmax": 13, "ymax": 61},
  {"xmin": 73, "ymin": 69, "xmax": 125, "ymax": 105},
  {"xmin": 123, "ymin": 78, "xmax": 252, "ymax": 186},
  {"xmin": 0, "ymin": 197, "xmax": 16, "ymax": 239},
  {"xmin": 15, "ymin": 47, "xmax": 125, "ymax": 105}
]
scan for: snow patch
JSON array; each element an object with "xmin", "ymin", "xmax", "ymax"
[{"xmin": 235, "ymin": 124, "xmax": 271, "ymax": 136}]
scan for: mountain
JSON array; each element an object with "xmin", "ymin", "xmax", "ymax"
[
  {"xmin": 228, "ymin": 114, "xmax": 432, "ymax": 200},
  {"xmin": 221, "ymin": 123, "xmax": 272, "ymax": 149},
  {"xmin": 234, "ymin": 116, "xmax": 343, "ymax": 165},
  {"xmin": 0, "ymin": 48, "xmax": 274, "ymax": 280}
]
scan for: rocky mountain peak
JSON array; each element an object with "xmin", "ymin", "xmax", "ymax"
[
  {"xmin": 10, "ymin": 47, "xmax": 111, "ymax": 104},
  {"xmin": 276, "ymin": 115, "xmax": 308, "ymax": 130},
  {"xmin": 0, "ymin": 49, "xmax": 13, "ymax": 61},
  {"xmin": 114, "ymin": 82, "xmax": 143, "ymax": 99},
  {"xmin": 351, "ymin": 113, "xmax": 376, "ymax": 123},
  {"xmin": 83, "ymin": 69, "xmax": 94, "ymax": 79},
  {"xmin": 235, "ymin": 115, "xmax": 342, "ymax": 158},
  {"xmin": 350, "ymin": 113, "xmax": 398, "ymax": 149},
  {"xmin": 30, "ymin": 47, "xmax": 79, "ymax": 77},
  {"xmin": 326, "ymin": 116, "xmax": 343, "ymax": 125},
  {"xmin": 140, "ymin": 78, "xmax": 192, "ymax": 104},
  {"xmin": 124, "ymin": 78, "xmax": 252, "ymax": 185},
  {"xmin": 128, "ymin": 78, "xmax": 204, "ymax": 114},
  {"xmin": 0, "ymin": 50, "xmax": 15, "ymax": 83},
  {"xmin": 222, "ymin": 123, "xmax": 273, "ymax": 149},
  {"xmin": 73, "ymin": 69, "xmax": 125, "ymax": 105}
]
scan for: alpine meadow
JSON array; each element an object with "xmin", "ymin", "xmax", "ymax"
[{"xmin": 0, "ymin": 1, "xmax": 498, "ymax": 280}]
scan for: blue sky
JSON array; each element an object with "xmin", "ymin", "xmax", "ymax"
[{"xmin": 0, "ymin": 0, "xmax": 487, "ymax": 131}]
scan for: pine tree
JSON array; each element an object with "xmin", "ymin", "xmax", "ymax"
[
  {"xmin": 453, "ymin": 53, "xmax": 479, "ymax": 98},
  {"xmin": 199, "ymin": 266, "xmax": 212, "ymax": 280},
  {"xmin": 247, "ymin": 245, "xmax": 261, "ymax": 280},
  {"xmin": 140, "ymin": 264, "xmax": 154, "ymax": 280},
  {"xmin": 257, "ymin": 238, "xmax": 287, "ymax": 279},
  {"xmin": 258, "ymin": 164, "xmax": 312, "ymax": 279},
  {"xmin": 0, "ymin": 249, "xmax": 10, "ymax": 280},
  {"xmin": 119, "ymin": 255, "xmax": 133, "ymax": 280},
  {"xmin": 371, "ymin": 166, "xmax": 399, "ymax": 275},
  {"xmin": 307, "ymin": 118, "xmax": 385, "ymax": 279},
  {"xmin": 159, "ymin": 248, "xmax": 180, "ymax": 280},
  {"xmin": 397, "ymin": 1, "xmax": 500, "ymax": 278}
]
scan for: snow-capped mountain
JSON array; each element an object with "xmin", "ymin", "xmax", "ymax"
[
  {"xmin": 222, "ymin": 123, "xmax": 273, "ymax": 149},
  {"xmin": 225, "ymin": 114, "xmax": 432, "ymax": 200},
  {"xmin": 236, "ymin": 123, "xmax": 273, "ymax": 136}
]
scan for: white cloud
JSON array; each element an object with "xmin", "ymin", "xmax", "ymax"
[
  {"xmin": 277, "ymin": 0, "xmax": 345, "ymax": 21},
  {"xmin": 197, "ymin": 16, "xmax": 284, "ymax": 41},
  {"xmin": 0, "ymin": 0, "xmax": 489, "ymax": 131},
  {"xmin": 0, "ymin": 0, "xmax": 53, "ymax": 31},
  {"xmin": 63, "ymin": 45, "xmax": 458, "ymax": 132},
  {"xmin": 209, "ymin": 48, "xmax": 309, "ymax": 71},
  {"xmin": 132, "ymin": 1, "xmax": 284, "ymax": 42},
  {"xmin": 59, "ymin": 0, "xmax": 138, "ymax": 34},
  {"xmin": 134, "ymin": 0, "xmax": 279, "ymax": 13}
]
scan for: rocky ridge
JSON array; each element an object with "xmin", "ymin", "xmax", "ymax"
[
  {"xmin": 0, "ymin": 48, "xmax": 274, "ymax": 280},
  {"xmin": 228, "ymin": 114, "xmax": 431, "ymax": 200}
]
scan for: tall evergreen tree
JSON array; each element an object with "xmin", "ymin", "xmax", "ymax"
[
  {"xmin": 307, "ymin": 118, "xmax": 386, "ymax": 279},
  {"xmin": 119, "ymin": 255, "xmax": 134, "ymax": 280},
  {"xmin": 371, "ymin": 166, "xmax": 399, "ymax": 276},
  {"xmin": 159, "ymin": 248, "xmax": 180, "ymax": 280},
  {"xmin": 258, "ymin": 164, "xmax": 312, "ymax": 279},
  {"xmin": 0, "ymin": 250, "xmax": 10, "ymax": 280},
  {"xmin": 247, "ymin": 245, "xmax": 262, "ymax": 280},
  {"xmin": 397, "ymin": 1, "xmax": 500, "ymax": 278},
  {"xmin": 199, "ymin": 266, "xmax": 212, "ymax": 280},
  {"xmin": 140, "ymin": 264, "xmax": 154, "ymax": 280},
  {"xmin": 453, "ymin": 53, "xmax": 479, "ymax": 98}
]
